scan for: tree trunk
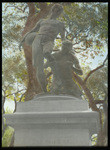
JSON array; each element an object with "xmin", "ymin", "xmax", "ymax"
[
  {"xmin": 96, "ymin": 102, "xmax": 108, "ymax": 146},
  {"xmin": 23, "ymin": 44, "xmax": 42, "ymax": 101},
  {"xmin": 22, "ymin": 3, "xmax": 53, "ymax": 101}
]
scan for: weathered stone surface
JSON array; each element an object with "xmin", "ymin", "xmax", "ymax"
[
  {"xmin": 16, "ymin": 95, "xmax": 87, "ymax": 112},
  {"xmin": 4, "ymin": 95, "xmax": 100, "ymax": 146}
]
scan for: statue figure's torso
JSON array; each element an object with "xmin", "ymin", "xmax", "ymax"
[
  {"xmin": 38, "ymin": 19, "xmax": 63, "ymax": 40},
  {"xmin": 49, "ymin": 52, "xmax": 75, "ymax": 81}
]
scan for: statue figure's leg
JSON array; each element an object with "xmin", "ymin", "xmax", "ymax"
[
  {"xmin": 32, "ymin": 36, "xmax": 41, "ymax": 68},
  {"xmin": 32, "ymin": 36, "xmax": 47, "ymax": 92},
  {"xmin": 36, "ymin": 57, "xmax": 47, "ymax": 92}
]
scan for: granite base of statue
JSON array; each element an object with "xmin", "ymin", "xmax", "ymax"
[
  {"xmin": 4, "ymin": 4, "xmax": 100, "ymax": 146},
  {"xmin": 4, "ymin": 94, "xmax": 100, "ymax": 146}
]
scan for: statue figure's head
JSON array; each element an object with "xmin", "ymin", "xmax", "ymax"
[
  {"xmin": 62, "ymin": 40, "xmax": 73, "ymax": 53},
  {"xmin": 50, "ymin": 4, "xmax": 63, "ymax": 19}
]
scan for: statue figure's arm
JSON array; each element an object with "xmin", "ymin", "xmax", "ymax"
[
  {"xmin": 71, "ymin": 54, "xmax": 83, "ymax": 75},
  {"xmin": 44, "ymin": 53, "xmax": 56, "ymax": 68}
]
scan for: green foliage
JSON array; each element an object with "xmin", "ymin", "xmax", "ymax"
[
  {"xmin": 2, "ymin": 4, "xmax": 28, "ymax": 102},
  {"xmin": 2, "ymin": 53, "xmax": 27, "ymax": 104},
  {"xmin": 5, "ymin": 107, "xmax": 14, "ymax": 114},
  {"xmin": 58, "ymin": 3, "xmax": 108, "ymax": 66},
  {"xmin": 2, "ymin": 3, "xmax": 28, "ymax": 106},
  {"xmin": 87, "ymin": 66, "xmax": 107, "ymax": 100},
  {"xmin": 54, "ymin": 38, "xmax": 62, "ymax": 50},
  {"xmin": 2, "ymin": 126, "xmax": 14, "ymax": 147},
  {"xmin": 2, "ymin": 3, "xmax": 28, "ymax": 88},
  {"xmin": 81, "ymin": 66, "xmax": 91, "ymax": 79},
  {"xmin": 46, "ymin": 75, "xmax": 53, "ymax": 92},
  {"xmin": 47, "ymin": 2, "xmax": 52, "ymax": 5},
  {"xmin": 2, "ymin": 3, "xmax": 28, "ymax": 49},
  {"xmin": 91, "ymin": 134, "xmax": 97, "ymax": 145}
]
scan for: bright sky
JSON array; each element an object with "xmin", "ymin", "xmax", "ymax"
[{"xmin": 77, "ymin": 44, "xmax": 107, "ymax": 70}]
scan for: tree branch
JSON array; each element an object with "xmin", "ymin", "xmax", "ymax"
[
  {"xmin": 27, "ymin": 3, "xmax": 36, "ymax": 16},
  {"xmin": 13, "ymin": 96, "xmax": 17, "ymax": 113},
  {"xmin": 72, "ymin": 71, "xmax": 99, "ymax": 111},
  {"xmin": 84, "ymin": 55, "xmax": 108, "ymax": 83},
  {"xmin": 72, "ymin": 35, "xmax": 88, "ymax": 46},
  {"xmin": 73, "ymin": 47, "xmax": 86, "ymax": 51},
  {"xmin": 23, "ymin": 5, "xmax": 28, "ymax": 12},
  {"xmin": 2, "ymin": 83, "xmax": 13, "ymax": 93},
  {"xmin": 94, "ymin": 100, "xmax": 106, "ymax": 104},
  {"xmin": 5, "ymin": 5, "xmax": 25, "ymax": 13},
  {"xmin": 5, "ymin": 89, "xmax": 26, "ymax": 98},
  {"xmin": 19, "ymin": 93, "xmax": 25, "ymax": 102}
]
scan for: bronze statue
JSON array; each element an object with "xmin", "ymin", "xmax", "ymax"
[
  {"xmin": 44, "ymin": 40, "xmax": 83, "ymax": 98},
  {"xmin": 19, "ymin": 4, "xmax": 65, "ymax": 92}
]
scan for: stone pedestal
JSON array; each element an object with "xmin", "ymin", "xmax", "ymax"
[{"xmin": 4, "ymin": 94, "xmax": 100, "ymax": 146}]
